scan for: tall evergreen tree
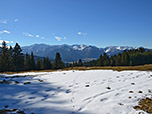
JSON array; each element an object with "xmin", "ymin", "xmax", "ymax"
[
  {"xmin": 8, "ymin": 46, "xmax": 14, "ymax": 71},
  {"xmin": 24, "ymin": 53, "xmax": 31, "ymax": 70},
  {"xmin": 0, "ymin": 41, "xmax": 9, "ymax": 72},
  {"xmin": 97, "ymin": 54, "xmax": 103, "ymax": 66},
  {"xmin": 53, "ymin": 52, "xmax": 64, "ymax": 69},
  {"xmin": 78, "ymin": 59, "xmax": 83, "ymax": 66},
  {"xmin": 36, "ymin": 58, "xmax": 41, "ymax": 70},
  {"xmin": 121, "ymin": 51, "xmax": 129, "ymax": 66},
  {"xmin": 13, "ymin": 43, "xmax": 24, "ymax": 71},
  {"xmin": 30, "ymin": 52, "xmax": 36, "ymax": 70},
  {"xmin": 103, "ymin": 53, "xmax": 109, "ymax": 66}
]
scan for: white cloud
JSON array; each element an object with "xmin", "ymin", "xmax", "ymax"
[
  {"xmin": 23, "ymin": 32, "xmax": 45, "ymax": 40},
  {"xmin": 0, "ymin": 20, "xmax": 7, "ymax": 24},
  {"xmin": 55, "ymin": 36, "xmax": 62, "ymax": 41},
  {"xmin": 64, "ymin": 37, "xmax": 66, "ymax": 40},
  {"xmin": 36, "ymin": 35, "xmax": 40, "ymax": 38},
  {"xmin": 0, "ymin": 30, "xmax": 11, "ymax": 34},
  {"xmin": 77, "ymin": 31, "xmax": 87, "ymax": 37},
  {"xmin": 23, "ymin": 32, "xmax": 34, "ymax": 37},
  {"xmin": 14, "ymin": 19, "xmax": 19, "ymax": 22},
  {"xmin": 0, "ymin": 40, "xmax": 13, "ymax": 44},
  {"xmin": 78, "ymin": 32, "xmax": 82, "ymax": 35}
]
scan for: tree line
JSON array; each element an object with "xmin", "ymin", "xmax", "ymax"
[
  {"xmin": 1, "ymin": 41, "xmax": 152, "ymax": 72},
  {"xmin": 0, "ymin": 41, "xmax": 64, "ymax": 72},
  {"xmin": 82, "ymin": 48, "xmax": 152, "ymax": 67}
]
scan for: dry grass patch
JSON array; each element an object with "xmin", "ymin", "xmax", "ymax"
[
  {"xmin": 64, "ymin": 64, "xmax": 152, "ymax": 71},
  {"xmin": 1, "ymin": 64, "xmax": 152, "ymax": 74},
  {"xmin": 134, "ymin": 97, "xmax": 152, "ymax": 113}
]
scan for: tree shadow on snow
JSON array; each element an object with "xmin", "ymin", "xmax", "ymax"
[{"xmin": 0, "ymin": 74, "xmax": 89, "ymax": 114}]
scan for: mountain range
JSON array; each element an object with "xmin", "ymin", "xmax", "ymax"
[{"xmin": 22, "ymin": 44, "xmax": 148, "ymax": 62}]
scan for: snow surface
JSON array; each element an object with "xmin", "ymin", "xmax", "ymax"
[{"xmin": 0, "ymin": 70, "xmax": 152, "ymax": 114}]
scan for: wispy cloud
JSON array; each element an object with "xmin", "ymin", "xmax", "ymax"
[
  {"xmin": 36, "ymin": 35, "xmax": 40, "ymax": 38},
  {"xmin": 23, "ymin": 32, "xmax": 34, "ymax": 37},
  {"xmin": 55, "ymin": 36, "xmax": 62, "ymax": 41},
  {"xmin": 0, "ymin": 30, "xmax": 11, "ymax": 34},
  {"xmin": 53, "ymin": 33, "xmax": 67, "ymax": 41},
  {"xmin": 78, "ymin": 31, "xmax": 87, "ymax": 37},
  {"xmin": 23, "ymin": 32, "xmax": 45, "ymax": 39},
  {"xmin": 0, "ymin": 20, "xmax": 7, "ymax": 24},
  {"xmin": 14, "ymin": 19, "xmax": 19, "ymax": 22},
  {"xmin": 0, "ymin": 40, "xmax": 13, "ymax": 44},
  {"xmin": 36, "ymin": 35, "xmax": 45, "ymax": 39}
]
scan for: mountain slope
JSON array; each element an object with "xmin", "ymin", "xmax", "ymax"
[{"xmin": 22, "ymin": 44, "xmax": 137, "ymax": 62}]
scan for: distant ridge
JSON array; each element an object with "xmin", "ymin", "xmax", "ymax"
[{"xmin": 22, "ymin": 44, "xmax": 150, "ymax": 62}]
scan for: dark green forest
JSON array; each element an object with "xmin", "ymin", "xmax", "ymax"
[
  {"xmin": 0, "ymin": 41, "xmax": 64, "ymax": 72},
  {"xmin": 0, "ymin": 41, "xmax": 152, "ymax": 72}
]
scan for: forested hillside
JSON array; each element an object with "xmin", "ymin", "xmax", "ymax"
[{"xmin": 0, "ymin": 41, "xmax": 152, "ymax": 72}]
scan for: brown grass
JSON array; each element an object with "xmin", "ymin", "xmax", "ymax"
[
  {"xmin": 134, "ymin": 97, "xmax": 152, "ymax": 113},
  {"xmin": 1, "ymin": 64, "xmax": 152, "ymax": 74},
  {"xmin": 64, "ymin": 64, "xmax": 152, "ymax": 71}
]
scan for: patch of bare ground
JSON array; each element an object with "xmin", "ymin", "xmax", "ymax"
[{"xmin": 134, "ymin": 97, "xmax": 152, "ymax": 113}]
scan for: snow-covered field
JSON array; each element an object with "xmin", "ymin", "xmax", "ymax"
[{"xmin": 0, "ymin": 70, "xmax": 152, "ymax": 114}]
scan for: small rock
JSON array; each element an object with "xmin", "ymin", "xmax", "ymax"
[
  {"xmin": 85, "ymin": 85, "xmax": 89, "ymax": 87},
  {"xmin": 106, "ymin": 87, "xmax": 111, "ymax": 89}
]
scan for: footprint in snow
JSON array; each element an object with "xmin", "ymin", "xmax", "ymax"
[
  {"xmin": 115, "ymin": 93, "xmax": 120, "ymax": 96},
  {"xmin": 28, "ymin": 97, "xmax": 36, "ymax": 99},
  {"xmin": 18, "ymin": 95, "xmax": 25, "ymax": 98},
  {"xmin": 41, "ymin": 95, "xmax": 49, "ymax": 101},
  {"xmin": 45, "ymin": 89, "xmax": 52, "ymax": 92},
  {"xmin": 100, "ymin": 98, "xmax": 107, "ymax": 102},
  {"xmin": 69, "ymin": 85, "xmax": 73, "ymax": 87},
  {"xmin": 31, "ymin": 91, "xmax": 37, "ymax": 94},
  {"xmin": 65, "ymin": 89, "xmax": 71, "ymax": 93}
]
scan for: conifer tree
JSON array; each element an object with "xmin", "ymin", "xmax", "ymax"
[
  {"xmin": 0, "ymin": 41, "xmax": 9, "ymax": 72},
  {"xmin": 8, "ymin": 46, "xmax": 14, "ymax": 71},
  {"xmin": 13, "ymin": 43, "xmax": 24, "ymax": 71},
  {"xmin": 97, "ymin": 54, "xmax": 103, "ymax": 66},
  {"xmin": 30, "ymin": 52, "xmax": 36, "ymax": 70},
  {"xmin": 103, "ymin": 53, "xmax": 109, "ymax": 66},
  {"xmin": 24, "ymin": 53, "xmax": 31, "ymax": 70},
  {"xmin": 36, "ymin": 58, "xmax": 41, "ymax": 70},
  {"xmin": 53, "ymin": 52, "xmax": 64, "ymax": 69},
  {"xmin": 78, "ymin": 59, "xmax": 83, "ymax": 66}
]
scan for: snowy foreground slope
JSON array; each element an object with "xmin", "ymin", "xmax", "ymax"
[{"xmin": 0, "ymin": 70, "xmax": 152, "ymax": 114}]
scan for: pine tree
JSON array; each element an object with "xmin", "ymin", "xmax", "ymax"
[
  {"xmin": 53, "ymin": 52, "xmax": 64, "ymax": 69},
  {"xmin": 13, "ymin": 43, "xmax": 24, "ymax": 72},
  {"xmin": 36, "ymin": 58, "xmax": 41, "ymax": 70},
  {"xmin": 97, "ymin": 54, "xmax": 103, "ymax": 66},
  {"xmin": 103, "ymin": 53, "xmax": 109, "ymax": 66},
  {"xmin": 78, "ymin": 59, "xmax": 83, "ymax": 66},
  {"xmin": 0, "ymin": 41, "xmax": 9, "ymax": 72},
  {"xmin": 30, "ymin": 52, "xmax": 36, "ymax": 70},
  {"xmin": 24, "ymin": 53, "xmax": 31, "ymax": 70},
  {"xmin": 121, "ymin": 51, "xmax": 129, "ymax": 66},
  {"xmin": 46, "ymin": 57, "xmax": 52, "ymax": 69},
  {"xmin": 8, "ymin": 46, "xmax": 14, "ymax": 71}
]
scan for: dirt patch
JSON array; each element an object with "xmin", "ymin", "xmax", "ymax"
[
  {"xmin": 0, "ymin": 108, "xmax": 28, "ymax": 114},
  {"xmin": 134, "ymin": 97, "xmax": 152, "ymax": 113}
]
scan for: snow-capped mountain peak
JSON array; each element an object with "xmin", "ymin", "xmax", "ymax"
[
  {"xmin": 72, "ymin": 44, "xmax": 88, "ymax": 50},
  {"xmin": 22, "ymin": 44, "xmax": 147, "ymax": 62}
]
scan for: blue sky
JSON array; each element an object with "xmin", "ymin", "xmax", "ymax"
[{"xmin": 0, "ymin": 0, "xmax": 152, "ymax": 48}]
